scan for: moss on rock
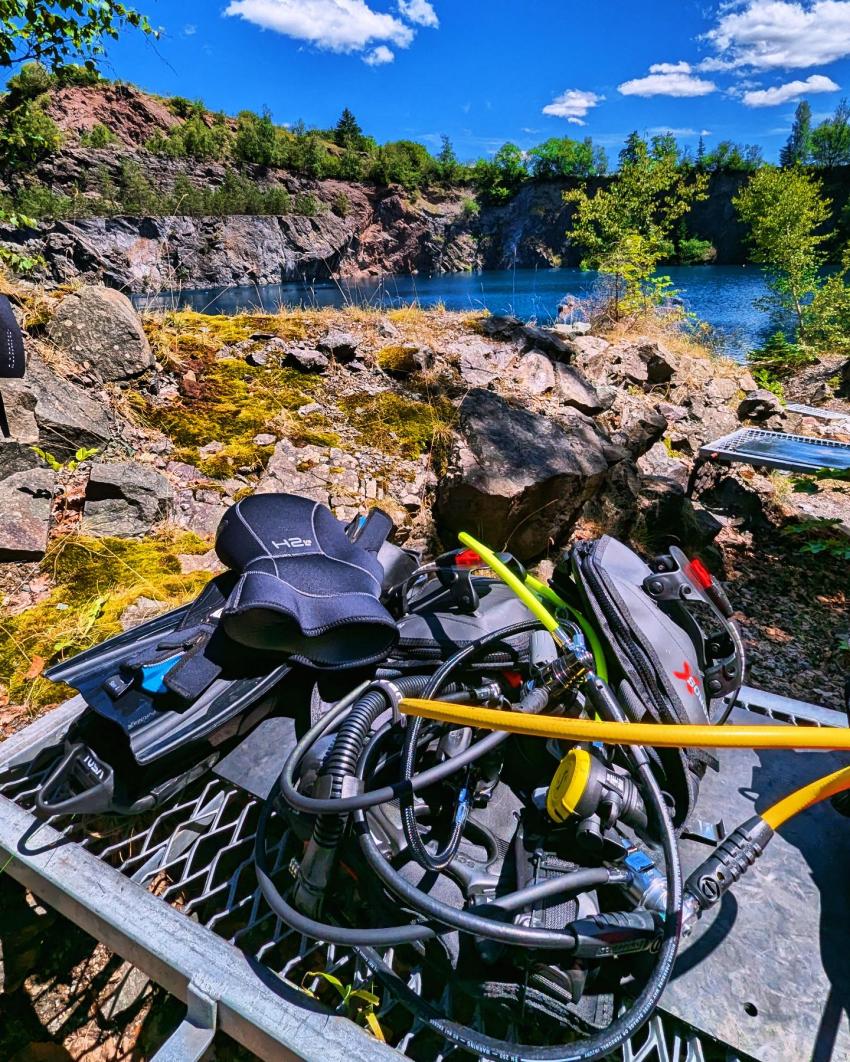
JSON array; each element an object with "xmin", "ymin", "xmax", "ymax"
[
  {"xmin": 0, "ymin": 532, "xmax": 209, "ymax": 711},
  {"xmin": 339, "ymin": 391, "xmax": 456, "ymax": 459},
  {"xmin": 132, "ymin": 353, "xmax": 324, "ymax": 478}
]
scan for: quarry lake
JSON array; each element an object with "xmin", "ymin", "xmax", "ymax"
[{"xmin": 137, "ymin": 265, "xmax": 772, "ymax": 359}]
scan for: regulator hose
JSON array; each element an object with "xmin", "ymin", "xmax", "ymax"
[
  {"xmin": 399, "ymin": 619, "xmax": 542, "ymax": 873},
  {"xmin": 353, "ymin": 698, "xmax": 683, "ymax": 1061},
  {"xmin": 293, "ymin": 675, "xmax": 436, "ymax": 915}
]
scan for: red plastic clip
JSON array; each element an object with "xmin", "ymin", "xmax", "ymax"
[
  {"xmin": 455, "ymin": 548, "xmax": 482, "ymax": 567},
  {"xmin": 689, "ymin": 558, "xmax": 713, "ymax": 590}
]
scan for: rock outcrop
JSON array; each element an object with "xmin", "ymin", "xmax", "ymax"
[
  {"xmin": 436, "ymin": 388, "xmax": 615, "ymax": 561},
  {"xmin": 0, "ymin": 468, "xmax": 55, "ymax": 560},
  {"xmin": 2, "ymin": 181, "xmax": 479, "ymax": 292}
]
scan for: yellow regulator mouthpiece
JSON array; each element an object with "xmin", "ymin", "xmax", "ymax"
[{"xmin": 547, "ymin": 748, "xmax": 592, "ymax": 823}]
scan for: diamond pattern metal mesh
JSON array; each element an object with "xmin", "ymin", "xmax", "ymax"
[{"xmin": 0, "ymin": 737, "xmax": 748, "ymax": 1061}]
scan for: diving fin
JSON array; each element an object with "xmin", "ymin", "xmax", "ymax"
[
  {"xmin": 35, "ymin": 494, "xmax": 405, "ymax": 818},
  {"xmin": 37, "ymin": 572, "xmax": 294, "ymax": 817}
]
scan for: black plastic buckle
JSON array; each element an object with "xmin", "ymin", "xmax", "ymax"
[{"xmin": 34, "ymin": 742, "xmax": 115, "ymax": 817}]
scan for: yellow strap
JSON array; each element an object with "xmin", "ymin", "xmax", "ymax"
[{"xmin": 401, "ymin": 698, "xmax": 850, "ymax": 752}]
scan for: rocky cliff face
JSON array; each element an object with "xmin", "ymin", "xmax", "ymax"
[
  {"xmin": 2, "ymin": 172, "xmax": 478, "ymax": 292},
  {"xmin": 2, "ymin": 172, "xmax": 761, "ymax": 294}
]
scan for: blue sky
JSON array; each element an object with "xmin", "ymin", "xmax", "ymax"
[{"xmin": 55, "ymin": 0, "xmax": 850, "ymax": 160}]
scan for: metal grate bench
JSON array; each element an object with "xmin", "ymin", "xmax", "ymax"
[{"xmin": 1, "ymin": 689, "xmax": 846, "ymax": 1061}]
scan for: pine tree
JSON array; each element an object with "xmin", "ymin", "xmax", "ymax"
[
  {"xmin": 780, "ymin": 100, "xmax": 812, "ymax": 167},
  {"xmin": 618, "ymin": 131, "xmax": 645, "ymax": 168},
  {"xmin": 696, "ymin": 135, "xmax": 706, "ymax": 169},
  {"xmin": 436, "ymin": 134, "xmax": 460, "ymax": 184},
  {"xmin": 334, "ymin": 108, "xmax": 363, "ymax": 150}
]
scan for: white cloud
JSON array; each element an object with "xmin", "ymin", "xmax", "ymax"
[
  {"xmin": 618, "ymin": 65, "xmax": 717, "ymax": 97},
  {"xmin": 742, "ymin": 72, "xmax": 840, "ymax": 104},
  {"xmin": 647, "ymin": 126, "xmax": 698, "ymax": 135},
  {"xmin": 649, "ymin": 61, "xmax": 693, "ymax": 74},
  {"xmin": 183, "ymin": 23, "xmax": 197, "ymax": 36},
  {"xmin": 703, "ymin": 1, "xmax": 850, "ymax": 71},
  {"xmin": 542, "ymin": 88, "xmax": 604, "ymax": 122},
  {"xmin": 398, "ymin": 0, "xmax": 438, "ymax": 27},
  {"xmin": 224, "ymin": 0, "xmax": 414, "ymax": 54},
  {"xmin": 364, "ymin": 44, "xmax": 395, "ymax": 64}
]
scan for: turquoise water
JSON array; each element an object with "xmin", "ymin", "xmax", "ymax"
[{"xmin": 137, "ymin": 265, "xmax": 771, "ymax": 359}]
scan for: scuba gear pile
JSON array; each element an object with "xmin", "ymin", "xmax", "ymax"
[
  {"xmin": 33, "ymin": 490, "xmax": 850, "ymax": 1058},
  {"xmin": 251, "ymin": 513, "xmax": 748, "ymax": 1058}
]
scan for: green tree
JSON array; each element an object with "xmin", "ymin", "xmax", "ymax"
[
  {"xmin": 780, "ymin": 100, "xmax": 813, "ymax": 167},
  {"xmin": 703, "ymin": 140, "xmax": 763, "ymax": 172},
  {"xmin": 528, "ymin": 136, "xmax": 606, "ymax": 178},
  {"xmin": 472, "ymin": 142, "xmax": 527, "ymax": 201},
  {"xmin": 696, "ymin": 134, "xmax": 706, "ymax": 169},
  {"xmin": 234, "ymin": 109, "xmax": 280, "ymax": 166},
  {"xmin": 810, "ymin": 99, "xmax": 850, "ymax": 166},
  {"xmin": 0, "ymin": 91, "xmax": 61, "ymax": 168},
  {"xmin": 0, "ymin": 0, "xmax": 154, "ymax": 71},
  {"xmin": 338, "ymin": 147, "xmax": 364, "ymax": 181},
  {"xmin": 436, "ymin": 134, "xmax": 461, "ymax": 184},
  {"xmin": 334, "ymin": 107, "xmax": 364, "ymax": 150},
  {"xmin": 650, "ymin": 133, "xmax": 679, "ymax": 165},
  {"xmin": 369, "ymin": 139, "xmax": 435, "ymax": 190},
  {"xmin": 619, "ymin": 131, "xmax": 644, "ymax": 168},
  {"xmin": 733, "ymin": 166, "xmax": 831, "ymax": 331},
  {"xmin": 565, "ymin": 134, "xmax": 708, "ymax": 317},
  {"xmin": 806, "ymin": 247, "xmax": 850, "ymax": 355}
]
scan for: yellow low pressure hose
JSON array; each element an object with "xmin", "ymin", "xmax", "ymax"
[
  {"xmin": 400, "ymin": 698, "xmax": 850, "ymax": 751},
  {"xmin": 762, "ymin": 764, "xmax": 850, "ymax": 828}
]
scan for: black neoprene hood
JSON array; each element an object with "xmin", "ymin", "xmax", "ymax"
[{"xmin": 215, "ymin": 493, "xmax": 399, "ymax": 668}]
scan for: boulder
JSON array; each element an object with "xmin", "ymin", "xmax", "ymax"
[
  {"xmin": 285, "ymin": 346, "xmax": 330, "ymax": 373},
  {"xmin": 694, "ymin": 468, "xmax": 774, "ymax": 531},
  {"xmin": 47, "ymin": 286, "xmax": 154, "ymax": 382},
  {"xmin": 436, "ymin": 388, "xmax": 612, "ymax": 561},
  {"xmin": 554, "ymin": 363, "xmax": 604, "ymax": 415},
  {"xmin": 706, "ymin": 376, "xmax": 739, "ymax": 404},
  {"xmin": 515, "ymin": 351, "xmax": 557, "ymax": 395},
  {"xmin": 737, "ymin": 389, "xmax": 784, "ymax": 422},
  {"xmin": 551, "ymin": 321, "xmax": 591, "ymax": 338},
  {"xmin": 26, "ymin": 358, "xmax": 114, "ymax": 458},
  {"xmin": 82, "ymin": 461, "xmax": 172, "ymax": 537},
  {"xmin": 637, "ymin": 442, "xmax": 690, "ymax": 490},
  {"xmin": 610, "ymin": 341, "xmax": 678, "ymax": 387},
  {"xmin": 578, "ymin": 459, "xmax": 642, "ymax": 539},
  {"xmin": 478, "ymin": 314, "xmax": 526, "ymax": 343},
  {"xmin": 613, "ymin": 398, "xmax": 668, "ymax": 458},
  {"xmin": 569, "ymin": 334, "xmax": 611, "ymax": 371},
  {"xmin": 477, "ymin": 316, "xmax": 575, "ymax": 360},
  {"xmin": 318, "ymin": 330, "xmax": 359, "ymax": 364},
  {"xmin": 518, "ymin": 325, "xmax": 575, "ymax": 361},
  {"xmin": 636, "ymin": 477, "xmax": 723, "ymax": 552},
  {"xmin": 379, "ymin": 343, "xmax": 433, "ymax": 378},
  {"xmin": 0, "ymin": 468, "xmax": 55, "ymax": 561},
  {"xmin": 455, "ymin": 339, "xmax": 515, "ymax": 388}
]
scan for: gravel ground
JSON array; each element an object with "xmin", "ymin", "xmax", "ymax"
[{"xmin": 718, "ymin": 524, "xmax": 848, "ymax": 712}]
